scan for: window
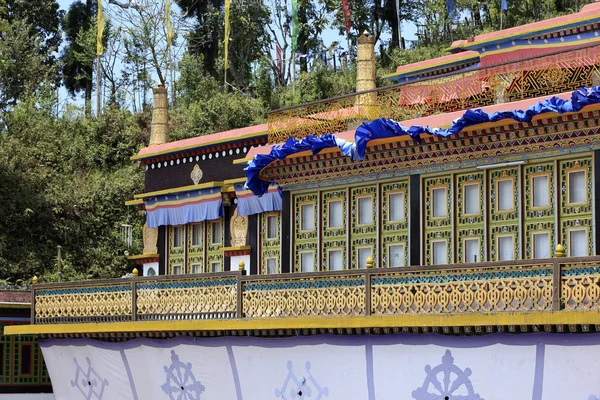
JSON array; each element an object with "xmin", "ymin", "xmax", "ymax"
[
  {"xmin": 533, "ymin": 233, "xmax": 550, "ymax": 259},
  {"xmin": 266, "ymin": 258, "xmax": 277, "ymax": 274},
  {"xmin": 498, "ymin": 236, "xmax": 514, "ymax": 261},
  {"xmin": 432, "ymin": 188, "xmax": 447, "ymax": 217},
  {"xmin": 432, "ymin": 241, "xmax": 447, "ymax": 265},
  {"xmin": 358, "ymin": 197, "xmax": 373, "ymax": 225},
  {"xmin": 388, "ymin": 193, "xmax": 405, "ymax": 222},
  {"xmin": 497, "ymin": 180, "xmax": 514, "ymax": 211},
  {"xmin": 211, "ymin": 221, "xmax": 222, "ymax": 244},
  {"xmin": 19, "ymin": 344, "xmax": 32, "ymax": 376},
  {"xmin": 568, "ymin": 171, "xmax": 586, "ymax": 204},
  {"xmin": 266, "ymin": 215, "xmax": 277, "ymax": 239},
  {"xmin": 300, "ymin": 204, "xmax": 314, "ymax": 231},
  {"xmin": 328, "ymin": 200, "xmax": 343, "ymax": 228},
  {"xmin": 569, "ymin": 229, "xmax": 588, "ymax": 257},
  {"xmin": 464, "ymin": 184, "xmax": 479, "ymax": 215},
  {"xmin": 191, "ymin": 224, "xmax": 202, "ymax": 246},
  {"xmin": 464, "ymin": 238, "xmax": 479, "ymax": 263},
  {"xmin": 328, "ymin": 250, "xmax": 343, "ymax": 271},
  {"xmin": 211, "ymin": 262, "xmax": 221, "ymax": 273},
  {"xmin": 389, "ymin": 244, "xmax": 405, "ymax": 267},
  {"xmin": 173, "ymin": 265, "xmax": 182, "ymax": 275},
  {"xmin": 358, "ymin": 247, "xmax": 372, "ymax": 269},
  {"xmin": 532, "ymin": 175, "xmax": 549, "ymax": 208},
  {"xmin": 191, "ymin": 264, "xmax": 201, "ymax": 274},
  {"xmin": 300, "ymin": 252, "xmax": 315, "ymax": 272},
  {"xmin": 173, "ymin": 226, "xmax": 183, "ymax": 248}
]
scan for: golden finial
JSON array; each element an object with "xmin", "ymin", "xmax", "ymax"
[
  {"xmin": 132, "ymin": 268, "xmax": 139, "ymax": 277},
  {"xmin": 239, "ymin": 260, "xmax": 246, "ymax": 272},
  {"xmin": 366, "ymin": 257, "xmax": 374, "ymax": 269},
  {"xmin": 32, "ymin": 276, "xmax": 39, "ymax": 284},
  {"xmin": 555, "ymin": 244, "xmax": 565, "ymax": 258}
]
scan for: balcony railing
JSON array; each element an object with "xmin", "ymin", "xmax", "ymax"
[
  {"xmin": 31, "ymin": 257, "xmax": 600, "ymax": 325},
  {"xmin": 267, "ymin": 43, "xmax": 600, "ymax": 144}
]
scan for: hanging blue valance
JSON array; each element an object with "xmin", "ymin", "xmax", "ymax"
[
  {"xmin": 145, "ymin": 188, "xmax": 223, "ymax": 228},
  {"xmin": 245, "ymin": 86, "xmax": 600, "ymax": 196},
  {"xmin": 235, "ymin": 184, "xmax": 282, "ymax": 217}
]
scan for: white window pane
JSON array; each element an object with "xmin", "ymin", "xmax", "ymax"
[
  {"xmin": 464, "ymin": 239, "xmax": 479, "ymax": 263},
  {"xmin": 569, "ymin": 171, "xmax": 586, "ymax": 204},
  {"xmin": 570, "ymin": 230, "xmax": 587, "ymax": 257},
  {"xmin": 329, "ymin": 201, "xmax": 343, "ymax": 228},
  {"xmin": 191, "ymin": 264, "xmax": 201, "ymax": 274},
  {"xmin": 301, "ymin": 204, "xmax": 314, "ymax": 231},
  {"xmin": 498, "ymin": 180, "xmax": 513, "ymax": 211},
  {"xmin": 533, "ymin": 176, "xmax": 549, "ymax": 207},
  {"xmin": 358, "ymin": 248, "xmax": 372, "ymax": 269},
  {"xmin": 301, "ymin": 252, "xmax": 314, "ymax": 272},
  {"xmin": 498, "ymin": 236, "xmax": 514, "ymax": 261},
  {"xmin": 267, "ymin": 216, "xmax": 277, "ymax": 239},
  {"xmin": 267, "ymin": 258, "xmax": 277, "ymax": 274},
  {"xmin": 432, "ymin": 241, "xmax": 447, "ymax": 265},
  {"xmin": 389, "ymin": 193, "xmax": 405, "ymax": 221},
  {"xmin": 212, "ymin": 222, "xmax": 221, "ymax": 244},
  {"xmin": 192, "ymin": 225, "xmax": 202, "ymax": 246},
  {"xmin": 533, "ymin": 233, "xmax": 549, "ymax": 259},
  {"xmin": 173, "ymin": 265, "xmax": 182, "ymax": 275},
  {"xmin": 328, "ymin": 250, "xmax": 343, "ymax": 271},
  {"xmin": 358, "ymin": 197, "xmax": 373, "ymax": 225},
  {"xmin": 464, "ymin": 184, "xmax": 479, "ymax": 214},
  {"xmin": 389, "ymin": 245, "xmax": 405, "ymax": 267},
  {"xmin": 173, "ymin": 226, "xmax": 182, "ymax": 248},
  {"xmin": 211, "ymin": 262, "xmax": 221, "ymax": 272},
  {"xmin": 432, "ymin": 188, "xmax": 447, "ymax": 217}
]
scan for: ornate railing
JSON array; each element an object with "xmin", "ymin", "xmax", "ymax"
[
  {"xmin": 267, "ymin": 43, "xmax": 600, "ymax": 144},
  {"xmin": 31, "ymin": 257, "xmax": 600, "ymax": 324}
]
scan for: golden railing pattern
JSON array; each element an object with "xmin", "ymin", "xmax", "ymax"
[
  {"xmin": 241, "ymin": 274, "xmax": 366, "ymax": 318},
  {"xmin": 268, "ymin": 44, "xmax": 600, "ymax": 144},
  {"xmin": 370, "ymin": 264, "xmax": 554, "ymax": 315},
  {"xmin": 30, "ymin": 257, "xmax": 600, "ymax": 324},
  {"xmin": 136, "ymin": 275, "xmax": 238, "ymax": 321},
  {"xmin": 34, "ymin": 283, "xmax": 133, "ymax": 324}
]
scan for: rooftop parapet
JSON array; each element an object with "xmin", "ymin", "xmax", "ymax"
[{"xmin": 267, "ymin": 43, "xmax": 600, "ymax": 144}]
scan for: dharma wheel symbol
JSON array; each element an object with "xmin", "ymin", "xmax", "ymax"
[
  {"xmin": 412, "ymin": 350, "xmax": 483, "ymax": 400},
  {"xmin": 161, "ymin": 350, "xmax": 205, "ymax": 400}
]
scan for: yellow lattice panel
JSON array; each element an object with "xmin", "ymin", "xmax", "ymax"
[{"xmin": 242, "ymin": 274, "xmax": 366, "ymax": 318}]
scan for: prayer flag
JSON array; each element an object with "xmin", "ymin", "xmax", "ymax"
[
  {"xmin": 342, "ymin": 0, "xmax": 351, "ymax": 33},
  {"xmin": 291, "ymin": 0, "xmax": 299, "ymax": 55},
  {"xmin": 224, "ymin": 0, "xmax": 231, "ymax": 70},
  {"xmin": 166, "ymin": 0, "xmax": 173, "ymax": 47},
  {"xmin": 97, "ymin": 0, "xmax": 104, "ymax": 56}
]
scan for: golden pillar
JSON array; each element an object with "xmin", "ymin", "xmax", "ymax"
[
  {"xmin": 149, "ymin": 85, "xmax": 169, "ymax": 146},
  {"xmin": 355, "ymin": 31, "xmax": 378, "ymax": 119}
]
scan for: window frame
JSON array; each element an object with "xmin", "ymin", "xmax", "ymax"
[
  {"xmin": 496, "ymin": 178, "xmax": 515, "ymax": 212},
  {"xmin": 266, "ymin": 213, "xmax": 278, "ymax": 239},
  {"xmin": 210, "ymin": 220, "xmax": 222, "ymax": 245},
  {"xmin": 387, "ymin": 191, "xmax": 406, "ymax": 223},
  {"xmin": 18, "ymin": 343, "xmax": 33, "ymax": 377},
  {"xmin": 462, "ymin": 237, "xmax": 480, "ymax": 263},
  {"xmin": 357, "ymin": 195, "xmax": 375, "ymax": 226},
  {"xmin": 356, "ymin": 246, "xmax": 373, "ymax": 269},
  {"xmin": 496, "ymin": 234, "xmax": 515, "ymax": 261},
  {"xmin": 210, "ymin": 261, "xmax": 221, "ymax": 273},
  {"xmin": 191, "ymin": 263, "xmax": 202, "ymax": 274},
  {"xmin": 172, "ymin": 265, "xmax": 183, "ymax": 275},
  {"xmin": 190, "ymin": 224, "xmax": 203, "ymax": 247},
  {"xmin": 299, "ymin": 250, "xmax": 316, "ymax": 272},
  {"xmin": 430, "ymin": 186, "xmax": 448, "ymax": 219},
  {"xmin": 532, "ymin": 231, "xmax": 551, "ymax": 259},
  {"xmin": 462, "ymin": 182, "xmax": 481, "ymax": 216},
  {"xmin": 327, "ymin": 248, "xmax": 344, "ymax": 271},
  {"xmin": 568, "ymin": 228, "xmax": 588, "ymax": 257},
  {"xmin": 387, "ymin": 243, "xmax": 405, "ymax": 268},
  {"xmin": 327, "ymin": 199, "xmax": 344, "ymax": 229},
  {"xmin": 172, "ymin": 226, "xmax": 183, "ymax": 248},
  {"xmin": 265, "ymin": 257, "xmax": 278, "ymax": 274},
  {"xmin": 530, "ymin": 173, "xmax": 551, "ymax": 210},
  {"xmin": 567, "ymin": 168, "xmax": 588, "ymax": 206},
  {"xmin": 299, "ymin": 202, "xmax": 315, "ymax": 232},
  {"xmin": 431, "ymin": 239, "xmax": 448, "ymax": 265}
]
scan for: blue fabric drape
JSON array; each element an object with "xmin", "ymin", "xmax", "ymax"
[
  {"xmin": 145, "ymin": 188, "xmax": 223, "ymax": 228},
  {"xmin": 245, "ymin": 86, "xmax": 600, "ymax": 196},
  {"xmin": 235, "ymin": 184, "xmax": 283, "ymax": 217}
]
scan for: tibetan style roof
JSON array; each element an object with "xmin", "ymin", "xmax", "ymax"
[
  {"xmin": 383, "ymin": 51, "xmax": 480, "ymax": 82},
  {"xmin": 132, "ymin": 123, "xmax": 268, "ymax": 162},
  {"xmin": 244, "ymin": 87, "xmax": 600, "ymax": 196}
]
